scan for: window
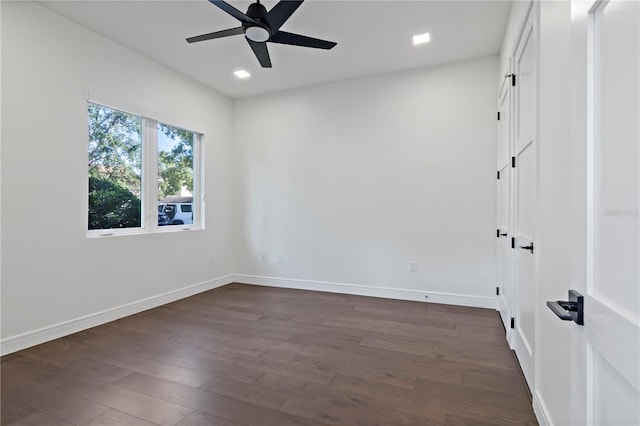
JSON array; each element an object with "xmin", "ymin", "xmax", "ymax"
[
  {"xmin": 87, "ymin": 103, "xmax": 202, "ymax": 235},
  {"xmin": 88, "ymin": 104, "xmax": 142, "ymax": 230},
  {"xmin": 157, "ymin": 123, "xmax": 195, "ymax": 227}
]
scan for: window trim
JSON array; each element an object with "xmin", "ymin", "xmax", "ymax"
[{"xmin": 86, "ymin": 101, "xmax": 204, "ymax": 238}]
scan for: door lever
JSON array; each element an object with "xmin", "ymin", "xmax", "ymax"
[
  {"xmin": 499, "ymin": 232, "xmax": 507, "ymax": 237},
  {"xmin": 519, "ymin": 243, "xmax": 534, "ymax": 253},
  {"xmin": 546, "ymin": 290, "xmax": 584, "ymax": 325}
]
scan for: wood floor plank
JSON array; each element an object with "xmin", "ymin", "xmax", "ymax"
[
  {"xmin": 43, "ymin": 371, "xmax": 193, "ymax": 425},
  {"xmin": 296, "ymin": 343, "xmax": 468, "ymax": 386},
  {"xmin": 276, "ymin": 310, "xmax": 507, "ymax": 345},
  {"xmin": 415, "ymin": 376, "xmax": 538, "ymax": 420},
  {"xmin": 19, "ymin": 348, "xmax": 134, "ymax": 384},
  {"xmin": 0, "ymin": 354, "xmax": 65, "ymax": 382},
  {"xmin": 327, "ymin": 373, "xmax": 449, "ymax": 424},
  {"xmin": 175, "ymin": 411, "xmax": 246, "ymax": 426},
  {"xmin": 270, "ymin": 343, "xmax": 421, "ymax": 390},
  {"xmin": 197, "ymin": 375, "xmax": 289, "ymax": 409},
  {"xmin": 0, "ymin": 372, "xmax": 108, "ymax": 425},
  {"xmin": 360, "ymin": 334, "xmax": 442, "ymax": 357},
  {"xmin": 81, "ymin": 409, "xmax": 158, "ymax": 426},
  {"xmin": 56, "ymin": 340, "xmax": 213, "ymax": 388},
  {"xmin": 444, "ymin": 412, "xmax": 528, "ymax": 426},
  {"xmin": 193, "ymin": 348, "xmax": 336, "ymax": 385},
  {"xmin": 3, "ymin": 411, "xmax": 74, "ymax": 426},
  {"xmin": 462, "ymin": 369, "xmax": 529, "ymax": 395},
  {"xmin": 280, "ymin": 392, "xmax": 436, "ymax": 425},
  {"xmin": 112, "ymin": 372, "xmax": 308, "ymax": 426},
  {"xmin": 1, "ymin": 283, "xmax": 536, "ymax": 426},
  {"xmin": 130, "ymin": 347, "xmax": 264, "ymax": 385},
  {"xmin": 0, "ymin": 395, "xmax": 37, "ymax": 426},
  {"xmin": 333, "ymin": 373, "xmax": 536, "ymax": 425},
  {"xmin": 257, "ymin": 314, "xmax": 368, "ymax": 342}
]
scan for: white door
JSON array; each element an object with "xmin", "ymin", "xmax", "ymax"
[
  {"xmin": 512, "ymin": 10, "xmax": 537, "ymax": 392},
  {"xmin": 497, "ymin": 75, "xmax": 512, "ymax": 335},
  {"xmin": 566, "ymin": 0, "xmax": 640, "ymax": 424}
]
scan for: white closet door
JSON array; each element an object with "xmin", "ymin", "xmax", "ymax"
[{"xmin": 511, "ymin": 10, "xmax": 537, "ymax": 392}]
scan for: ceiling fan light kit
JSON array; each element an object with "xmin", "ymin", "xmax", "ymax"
[
  {"xmin": 245, "ymin": 26, "xmax": 270, "ymax": 43},
  {"xmin": 187, "ymin": 0, "xmax": 337, "ymax": 68}
]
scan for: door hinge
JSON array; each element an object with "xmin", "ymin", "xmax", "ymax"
[
  {"xmin": 511, "ymin": 74, "xmax": 516, "ymax": 86},
  {"xmin": 510, "ymin": 317, "xmax": 515, "ymax": 329},
  {"xmin": 511, "ymin": 156, "xmax": 516, "ymax": 168},
  {"xmin": 511, "ymin": 237, "xmax": 515, "ymax": 249},
  {"xmin": 496, "ymin": 287, "xmax": 500, "ymax": 296},
  {"xmin": 497, "ymin": 111, "xmax": 501, "ymax": 121},
  {"xmin": 497, "ymin": 170, "xmax": 500, "ymax": 180}
]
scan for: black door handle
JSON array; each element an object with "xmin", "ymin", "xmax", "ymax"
[
  {"xmin": 546, "ymin": 290, "xmax": 584, "ymax": 325},
  {"xmin": 499, "ymin": 232, "xmax": 507, "ymax": 237},
  {"xmin": 547, "ymin": 301, "xmax": 573, "ymax": 320},
  {"xmin": 519, "ymin": 243, "xmax": 534, "ymax": 253}
]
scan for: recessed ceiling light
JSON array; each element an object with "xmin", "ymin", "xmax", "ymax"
[
  {"xmin": 413, "ymin": 32, "xmax": 431, "ymax": 46},
  {"xmin": 234, "ymin": 69, "xmax": 251, "ymax": 79}
]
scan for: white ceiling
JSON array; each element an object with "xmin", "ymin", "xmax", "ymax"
[{"xmin": 40, "ymin": 0, "xmax": 511, "ymax": 98}]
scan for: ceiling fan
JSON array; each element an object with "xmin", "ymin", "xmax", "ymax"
[{"xmin": 187, "ymin": 0, "xmax": 337, "ymax": 68}]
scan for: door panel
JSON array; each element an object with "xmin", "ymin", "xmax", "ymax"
[
  {"xmin": 514, "ymin": 140, "xmax": 535, "ymax": 386},
  {"xmin": 516, "ymin": 144, "xmax": 535, "ymax": 242},
  {"xmin": 516, "ymin": 26, "xmax": 535, "ymax": 154},
  {"xmin": 592, "ymin": 0, "xmax": 639, "ymax": 316},
  {"xmin": 498, "ymin": 77, "xmax": 511, "ymax": 167},
  {"xmin": 593, "ymin": 351, "xmax": 638, "ymax": 426}
]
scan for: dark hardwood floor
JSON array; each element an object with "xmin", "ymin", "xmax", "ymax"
[{"xmin": 1, "ymin": 283, "xmax": 537, "ymax": 425}]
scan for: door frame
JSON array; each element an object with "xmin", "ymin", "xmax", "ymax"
[{"xmin": 496, "ymin": 67, "xmax": 513, "ymax": 339}]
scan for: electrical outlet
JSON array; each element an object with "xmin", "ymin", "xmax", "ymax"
[
  {"xmin": 209, "ymin": 255, "xmax": 215, "ymax": 266},
  {"xmin": 276, "ymin": 253, "xmax": 284, "ymax": 263},
  {"xmin": 409, "ymin": 261, "xmax": 417, "ymax": 273}
]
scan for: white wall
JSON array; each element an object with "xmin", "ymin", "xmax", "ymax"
[
  {"xmin": 233, "ymin": 56, "xmax": 499, "ymax": 307},
  {"xmin": 0, "ymin": 1, "xmax": 235, "ymax": 352}
]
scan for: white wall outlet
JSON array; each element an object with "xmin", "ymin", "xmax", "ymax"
[
  {"xmin": 261, "ymin": 254, "xmax": 267, "ymax": 262},
  {"xmin": 209, "ymin": 255, "xmax": 215, "ymax": 266},
  {"xmin": 409, "ymin": 261, "xmax": 417, "ymax": 273},
  {"xmin": 275, "ymin": 253, "xmax": 284, "ymax": 263}
]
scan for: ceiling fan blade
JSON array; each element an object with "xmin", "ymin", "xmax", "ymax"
[
  {"xmin": 269, "ymin": 31, "xmax": 337, "ymax": 49},
  {"xmin": 266, "ymin": 0, "xmax": 304, "ymax": 32},
  {"xmin": 208, "ymin": 0, "xmax": 258, "ymax": 25},
  {"xmin": 247, "ymin": 39, "xmax": 272, "ymax": 68},
  {"xmin": 186, "ymin": 26, "xmax": 244, "ymax": 43}
]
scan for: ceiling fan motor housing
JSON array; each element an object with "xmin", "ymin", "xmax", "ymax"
[{"xmin": 244, "ymin": 2, "xmax": 271, "ymax": 41}]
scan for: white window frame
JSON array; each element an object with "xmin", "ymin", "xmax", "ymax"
[{"xmin": 87, "ymin": 101, "xmax": 204, "ymax": 238}]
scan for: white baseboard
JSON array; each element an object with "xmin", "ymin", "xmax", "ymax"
[
  {"xmin": 0, "ymin": 274, "xmax": 234, "ymax": 356},
  {"xmin": 533, "ymin": 389, "xmax": 552, "ymax": 426},
  {"xmin": 233, "ymin": 274, "xmax": 496, "ymax": 309}
]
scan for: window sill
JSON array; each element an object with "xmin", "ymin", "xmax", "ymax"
[{"xmin": 87, "ymin": 226, "xmax": 203, "ymax": 239}]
